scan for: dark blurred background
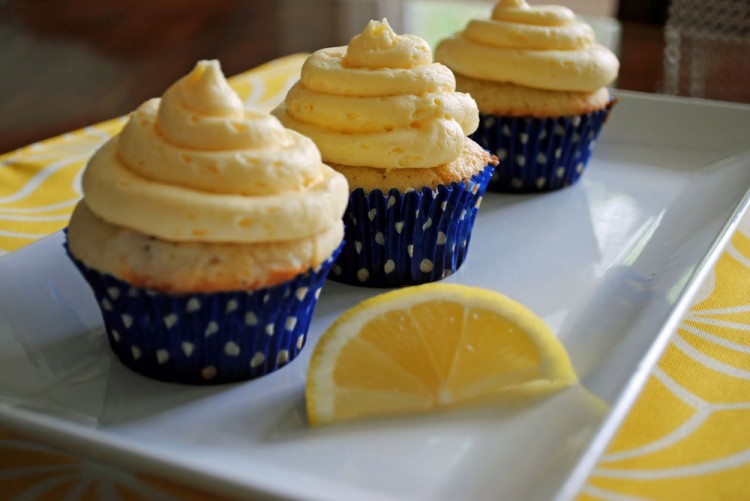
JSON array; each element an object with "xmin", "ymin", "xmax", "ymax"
[{"xmin": 1, "ymin": 0, "xmax": 747, "ymax": 155}]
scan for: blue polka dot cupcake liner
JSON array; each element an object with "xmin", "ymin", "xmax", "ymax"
[
  {"xmin": 329, "ymin": 163, "xmax": 495, "ymax": 288},
  {"xmin": 65, "ymin": 240, "xmax": 341, "ymax": 384},
  {"xmin": 470, "ymin": 100, "xmax": 615, "ymax": 192}
]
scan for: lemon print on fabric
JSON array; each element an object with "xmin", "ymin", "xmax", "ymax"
[{"xmin": 306, "ymin": 283, "xmax": 576, "ymax": 425}]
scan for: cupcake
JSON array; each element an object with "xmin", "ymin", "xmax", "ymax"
[
  {"xmin": 273, "ymin": 19, "xmax": 497, "ymax": 287},
  {"xmin": 66, "ymin": 60, "xmax": 349, "ymax": 384},
  {"xmin": 435, "ymin": 0, "xmax": 619, "ymax": 192}
]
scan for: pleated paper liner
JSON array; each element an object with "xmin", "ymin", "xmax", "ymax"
[
  {"xmin": 471, "ymin": 100, "xmax": 615, "ymax": 193},
  {"xmin": 65, "ymin": 240, "xmax": 341, "ymax": 384},
  {"xmin": 329, "ymin": 164, "xmax": 495, "ymax": 288}
]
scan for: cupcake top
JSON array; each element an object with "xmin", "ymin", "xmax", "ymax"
[
  {"xmin": 273, "ymin": 19, "xmax": 479, "ymax": 169},
  {"xmin": 82, "ymin": 60, "xmax": 348, "ymax": 243},
  {"xmin": 435, "ymin": 0, "xmax": 619, "ymax": 92}
]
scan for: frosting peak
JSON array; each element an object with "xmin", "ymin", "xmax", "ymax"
[
  {"xmin": 82, "ymin": 60, "xmax": 348, "ymax": 243},
  {"xmin": 176, "ymin": 60, "xmax": 244, "ymax": 117},
  {"xmin": 344, "ymin": 19, "xmax": 432, "ymax": 69},
  {"xmin": 273, "ymin": 20, "xmax": 478, "ymax": 169}
]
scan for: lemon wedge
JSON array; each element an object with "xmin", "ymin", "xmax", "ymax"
[{"xmin": 306, "ymin": 283, "xmax": 577, "ymax": 426}]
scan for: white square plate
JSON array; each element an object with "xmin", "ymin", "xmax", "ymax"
[{"xmin": 1, "ymin": 91, "xmax": 750, "ymax": 501}]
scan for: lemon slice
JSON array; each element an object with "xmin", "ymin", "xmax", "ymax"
[{"xmin": 306, "ymin": 283, "xmax": 577, "ymax": 425}]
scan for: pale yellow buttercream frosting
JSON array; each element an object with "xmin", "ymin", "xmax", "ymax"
[
  {"xmin": 435, "ymin": 0, "xmax": 619, "ymax": 92},
  {"xmin": 273, "ymin": 19, "xmax": 480, "ymax": 169},
  {"xmin": 82, "ymin": 60, "xmax": 349, "ymax": 243}
]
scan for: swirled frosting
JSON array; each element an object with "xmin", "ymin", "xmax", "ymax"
[
  {"xmin": 82, "ymin": 60, "xmax": 348, "ymax": 243},
  {"xmin": 273, "ymin": 19, "xmax": 479, "ymax": 169},
  {"xmin": 435, "ymin": 0, "xmax": 619, "ymax": 92}
]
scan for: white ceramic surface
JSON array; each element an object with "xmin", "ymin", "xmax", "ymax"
[{"xmin": 1, "ymin": 91, "xmax": 750, "ymax": 501}]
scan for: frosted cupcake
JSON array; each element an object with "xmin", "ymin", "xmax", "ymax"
[
  {"xmin": 66, "ymin": 61, "xmax": 349, "ymax": 384},
  {"xmin": 436, "ymin": 0, "xmax": 619, "ymax": 192},
  {"xmin": 273, "ymin": 19, "xmax": 497, "ymax": 287}
]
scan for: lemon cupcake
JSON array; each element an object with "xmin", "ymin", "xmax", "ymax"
[
  {"xmin": 273, "ymin": 19, "xmax": 497, "ymax": 287},
  {"xmin": 66, "ymin": 60, "xmax": 349, "ymax": 384},
  {"xmin": 436, "ymin": 0, "xmax": 619, "ymax": 192}
]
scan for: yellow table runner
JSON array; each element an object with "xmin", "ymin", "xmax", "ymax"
[{"xmin": 2, "ymin": 55, "xmax": 749, "ymax": 501}]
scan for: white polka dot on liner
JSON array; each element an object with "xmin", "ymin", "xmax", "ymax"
[
  {"xmin": 186, "ymin": 297, "xmax": 201, "ymax": 313},
  {"xmin": 182, "ymin": 342, "xmax": 195, "ymax": 357},
  {"xmin": 245, "ymin": 311, "xmax": 258, "ymax": 326},
  {"xmin": 163, "ymin": 313, "xmax": 178, "ymax": 330},
  {"xmin": 156, "ymin": 350, "xmax": 169, "ymax": 365},
  {"xmin": 224, "ymin": 341, "xmax": 240, "ymax": 356},
  {"xmin": 357, "ymin": 269, "xmax": 370, "ymax": 282},
  {"xmin": 384, "ymin": 259, "xmax": 396, "ymax": 274},
  {"xmin": 121, "ymin": 314, "xmax": 133, "ymax": 329},
  {"xmin": 286, "ymin": 317, "xmax": 297, "ymax": 331},
  {"xmin": 225, "ymin": 299, "xmax": 238, "ymax": 314},
  {"xmin": 277, "ymin": 350, "xmax": 289, "ymax": 365},
  {"xmin": 205, "ymin": 321, "xmax": 219, "ymax": 337},
  {"xmin": 201, "ymin": 366, "xmax": 217, "ymax": 380},
  {"xmin": 250, "ymin": 352, "xmax": 265, "ymax": 368},
  {"xmin": 420, "ymin": 259, "xmax": 434, "ymax": 273}
]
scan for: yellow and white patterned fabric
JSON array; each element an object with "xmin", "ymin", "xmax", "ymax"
[
  {"xmin": 1, "ymin": 54, "xmax": 749, "ymax": 501},
  {"xmin": 581, "ymin": 225, "xmax": 750, "ymax": 501}
]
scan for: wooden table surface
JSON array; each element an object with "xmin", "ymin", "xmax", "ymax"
[{"xmin": 0, "ymin": 0, "xmax": 685, "ymax": 156}]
